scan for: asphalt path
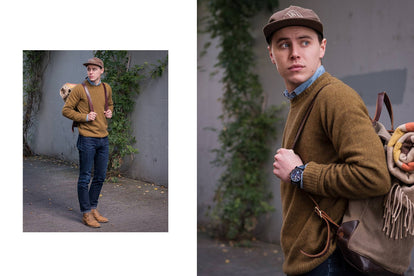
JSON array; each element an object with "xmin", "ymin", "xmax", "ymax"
[
  {"xmin": 23, "ymin": 156, "xmax": 168, "ymax": 232},
  {"xmin": 198, "ymin": 230, "xmax": 285, "ymax": 276},
  {"xmin": 23, "ymin": 156, "xmax": 414, "ymax": 275}
]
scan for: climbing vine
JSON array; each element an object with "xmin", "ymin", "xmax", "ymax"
[
  {"xmin": 23, "ymin": 50, "xmax": 49, "ymax": 156},
  {"xmin": 94, "ymin": 51, "xmax": 167, "ymax": 177},
  {"xmin": 199, "ymin": 0, "xmax": 283, "ymax": 240}
]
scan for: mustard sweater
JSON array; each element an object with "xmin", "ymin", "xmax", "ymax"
[
  {"xmin": 62, "ymin": 81, "xmax": 113, "ymax": 138},
  {"xmin": 280, "ymin": 72, "xmax": 391, "ymax": 275}
]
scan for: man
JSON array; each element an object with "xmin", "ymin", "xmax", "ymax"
[
  {"xmin": 263, "ymin": 6, "xmax": 391, "ymax": 275},
  {"xmin": 62, "ymin": 57, "xmax": 114, "ymax": 228}
]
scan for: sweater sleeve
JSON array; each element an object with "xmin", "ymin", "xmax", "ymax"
[
  {"xmin": 302, "ymin": 87, "xmax": 391, "ymax": 199},
  {"xmin": 61, "ymin": 85, "xmax": 88, "ymax": 122}
]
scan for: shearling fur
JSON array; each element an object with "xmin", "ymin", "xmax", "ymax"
[{"xmin": 60, "ymin": 83, "xmax": 77, "ymax": 101}]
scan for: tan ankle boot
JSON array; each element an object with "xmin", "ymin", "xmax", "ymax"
[
  {"xmin": 91, "ymin": 209, "xmax": 109, "ymax": 223},
  {"xmin": 82, "ymin": 212, "xmax": 101, "ymax": 228}
]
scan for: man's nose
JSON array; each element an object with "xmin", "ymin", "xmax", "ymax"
[{"xmin": 290, "ymin": 44, "xmax": 300, "ymax": 60}]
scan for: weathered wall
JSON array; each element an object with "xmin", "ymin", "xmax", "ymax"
[
  {"xmin": 29, "ymin": 50, "xmax": 168, "ymax": 187},
  {"xmin": 122, "ymin": 51, "xmax": 169, "ymax": 186},
  {"xmin": 198, "ymin": 0, "xmax": 414, "ymax": 244}
]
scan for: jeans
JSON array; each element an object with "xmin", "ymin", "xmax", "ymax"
[
  {"xmin": 77, "ymin": 135, "xmax": 109, "ymax": 213},
  {"xmin": 298, "ymin": 249, "xmax": 365, "ymax": 276}
]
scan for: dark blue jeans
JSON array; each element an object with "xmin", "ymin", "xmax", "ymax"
[
  {"xmin": 298, "ymin": 249, "xmax": 365, "ymax": 276},
  {"xmin": 77, "ymin": 135, "xmax": 109, "ymax": 213}
]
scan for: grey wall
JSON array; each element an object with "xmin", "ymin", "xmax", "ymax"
[
  {"xmin": 122, "ymin": 51, "xmax": 169, "ymax": 186},
  {"xmin": 198, "ymin": 0, "xmax": 414, "ymax": 243},
  {"xmin": 29, "ymin": 50, "xmax": 168, "ymax": 187}
]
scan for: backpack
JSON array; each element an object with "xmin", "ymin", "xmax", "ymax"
[
  {"xmin": 335, "ymin": 92, "xmax": 414, "ymax": 275},
  {"xmin": 60, "ymin": 81, "xmax": 108, "ymax": 132},
  {"xmin": 295, "ymin": 92, "xmax": 414, "ymax": 275}
]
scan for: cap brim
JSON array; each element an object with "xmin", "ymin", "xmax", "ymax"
[{"xmin": 83, "ymin": 63, "xmax": 103, "ymax": 68}]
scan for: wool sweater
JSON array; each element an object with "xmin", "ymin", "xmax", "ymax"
[
  {"xmin": 280, "ymin": 72, "xmax": 391, "ymax": 275},
  {"xmin": 62, "ymin": 81, "xmax": 113, "ymax": 138}
]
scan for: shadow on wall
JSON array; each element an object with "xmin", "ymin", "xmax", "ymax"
[{"xmin": 341, "ymin": 69, "xmax": 407, "ymax": 105}]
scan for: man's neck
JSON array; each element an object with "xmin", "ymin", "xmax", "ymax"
[
  {"xmin": 283, "ymin": 65, "xmax": 325, "ymax": 100},
  {"xmin": 87, "ymin": 77, "xmax": 101, "ymax": 86}
]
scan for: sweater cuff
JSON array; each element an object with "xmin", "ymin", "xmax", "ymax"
[
  {"xmin": 300, "ymin": 164, "xmax": 308, "ymax": 189},
  {"xmin": 302, "ymin": 161, "xmax": 322, "ymax": 194}
]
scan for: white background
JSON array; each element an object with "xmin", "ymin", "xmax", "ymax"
[{"xmin": 0, "ymin": 1, "xmax": 197, "ymax": 275}]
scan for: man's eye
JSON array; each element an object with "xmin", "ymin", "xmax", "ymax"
[
  {"xmin": 302, "ymin": 41, "xmax": 310, "ymax": 46},
  {"xmin": 280, "ymin": 43, "xmax": 289, "ymax": 48}
]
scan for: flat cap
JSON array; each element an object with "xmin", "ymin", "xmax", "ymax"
[
  {"xmin": 83, "ymin": 57, "xmax": 104, "ymax": 69},
  {"xmin": 263, "ymin": 6, "xmax": 323, "ymax": 44}
]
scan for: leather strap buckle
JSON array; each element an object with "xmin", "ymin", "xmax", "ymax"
[{"xmin": 315, "ymin": 206, "xmax": 323, "ymax": 218}]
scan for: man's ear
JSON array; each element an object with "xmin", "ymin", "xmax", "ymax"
[
  {"xmin": 319, "ymin": 38, "xmax": 327, "ymax": 60},
  {"xmin": 268, "ymin": 45, "xmax": 276, "ymax": 64}
]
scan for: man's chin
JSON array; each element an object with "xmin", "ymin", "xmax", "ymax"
[{"xmin": 286, "ymin": 78, "xmax": 307, "ymax": 89}]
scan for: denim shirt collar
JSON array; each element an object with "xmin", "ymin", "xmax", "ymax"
[
  {"xmin": 86, "ymin": 76, "xmax": 101, "ymax": 86},
  {"xmin": 283, "ymin": 65, "xmax": 325, "ymax": 100}
]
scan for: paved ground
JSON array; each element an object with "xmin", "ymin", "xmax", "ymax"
[
  {"xmin": 23, "ymin": 156, "xmax": 414, "ymax": 275},
  {"xmin": 198, "ymin": 228, "xmax": 414, "ymax": 276},
  {"xmin": 198, "ymin": 230, "xmax": 285, "ymax": 276},
  {"xmin": 23, "ymin": 155, "xmax": 168, "ymax": 232}
]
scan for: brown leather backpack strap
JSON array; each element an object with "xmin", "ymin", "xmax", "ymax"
[
  {"xmin": 291, "ymin": 85, "xmax": 327, "ymax": 149},
  {"xmin": 102, "ymin": 82, "xmax": 108, "ymax": 111},
  {"xmin": 82, "ymin": 82, "xmax": 94, "ymax": 112},
  {"xmin": 300, "ymin": 194, "xmax": 340, "ymax": 258},
  {"xmin": 291, "ymin": 86, "xmax": 339, "ymax": 258},
  {"xmin": 292, "ymin": 96, "xmax": 318, "ymax": 149},
  {"xmin": 372, "ymin": 92, "xmax": 394, "ymax": 132}
]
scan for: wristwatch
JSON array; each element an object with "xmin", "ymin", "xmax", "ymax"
[{"xmin": 290, "ymin": 165, "xmax": 306, "ymax": 188}]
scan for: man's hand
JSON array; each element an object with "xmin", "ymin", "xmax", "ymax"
[
  {"xmin": 104, "ymin": 110, "xmax": 112, "ymax": 119},
  {"xmin": 88, "ymin": 111, "xmax": 97, "ymax": 121},
  {"xmin": 273, "ymin": 148, "xmax": 303, "ymax": 183}
]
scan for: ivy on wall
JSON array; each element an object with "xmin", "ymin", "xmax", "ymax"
[
  {"xmin": 199, "ymin": 0, "xmax": 283, "ymax": 241},
  {"xmin": 94, "ymin": 51, "xmax": 168, "ymax": 177},
  {"xmin": 23, "ymin": 50, "xmax": 167, "ymax": 180},
  {"xmin": 23, "ymin": 50, "xmax": 49, "ymax": 156}
]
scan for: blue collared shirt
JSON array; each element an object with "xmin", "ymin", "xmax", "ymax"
[
  {"xmin": 86, "ymin": 76, "xmax": 101, "ymax": 86},
  {"xmin": 283, "ymin": 65, "xmax": 325, "ymax": 100}
]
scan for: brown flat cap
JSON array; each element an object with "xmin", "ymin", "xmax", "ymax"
[
  {"xmin": 263, "ymin": 5, "xmax": 323, "ymax": 44},
  {"xmin": 83, "ymin": 57, "xmax": 104, "ymax": 69}
]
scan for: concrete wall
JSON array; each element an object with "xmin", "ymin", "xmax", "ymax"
[
  {"xmin": 198, "ymin": 0, "xmax": 414, "ymax": 243},
  {"xmin": 28, "ymin": 50, "xmax": 168, "ymax": 187},
  {"xmin": 122, "ymin": 51, "xmax": 169, "ymax": 186}
]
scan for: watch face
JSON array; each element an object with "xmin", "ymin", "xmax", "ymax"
[{"xmin": 291, "ymin": 169, "xmax": 302, "ymax": 182}]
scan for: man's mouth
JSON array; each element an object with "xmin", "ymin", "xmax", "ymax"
[{"xmin": 288, "ymin": 65, "xmax": 305, "ymax": 71}]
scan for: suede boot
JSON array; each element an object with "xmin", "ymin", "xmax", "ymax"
[
  {"xmin": 82, "ymin": 212, "xmax": 101, "ymax": 228},
  {"xmin": 91, "ymin": 209, "xmax": 109, "ymax": 223}
]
